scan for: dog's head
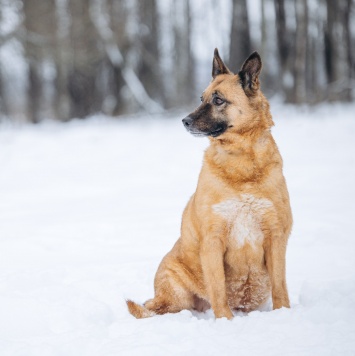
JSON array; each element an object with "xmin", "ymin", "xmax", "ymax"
[{"xmin": 182, "ymin": 49, "xmax": 272, "ymax": 139}]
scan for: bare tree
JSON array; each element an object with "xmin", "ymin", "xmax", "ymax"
[
  {"xmin": 53, "ymin": 0, "xmax": 70, "ymax": 121},
  {"xmin": 68, "ymin": 0, "xmax": 102, "ymax": 118},
  {"xmin": 136, "ymin": 0, "xmax": 164, "ymax": 104},
  {"xmin": 171, "ymin": 0, "xmax": 194, "ymax": 107},
  {"xmin": 324, "ymin": 0, "xmax": 338, "ymax": 93},
  {"xmin": 343, "ymin": 0, "xmax": 353, "ymax": 101},
  {"xmin": 89, "ymin": 0, "xmax": 163, "ymax": 114},
  {"xmin": 23, "ymin": 0, "xmax": 57, "ymax": 123},
  {"xmin": 229, "ymin": 0, "xmax": 252, "ymax": 70},
  {"xmin": 0, "ymin": 6, "xmax": 6, "ymax": 118},
  {"xmin": 260, "ymin": 0, "xmax": 267, "ymax": 61},
  {"xmin": 293, "ymin": 0, "xmax": 308, "ymax": 103},
  {"xmin": 106, "ymin": 0, "xmax": 128, "ymax": 115},
  {"xmin": 0, "ymin": 68, "xmax": 6, "ymax": 118},
  {"xmin": 323, "ymin": 0, "xmax": 354, "ymax": 101},
  {"xmin": 274, "ymin": 0, "xmax": 291, "ymax": 97}
]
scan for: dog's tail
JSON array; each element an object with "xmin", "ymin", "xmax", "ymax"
[{"xmin": 126, "ymin": 300, "xmax": 155, "ymax": 319}]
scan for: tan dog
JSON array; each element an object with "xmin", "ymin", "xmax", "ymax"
[{"xmin": 127, "ymin": 49, "xmax": 292, "ymax": 319}]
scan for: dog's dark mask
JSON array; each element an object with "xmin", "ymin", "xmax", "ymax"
[{"xmin": 182, "ymin": 103, "xmax": 228, "ymax": 137}]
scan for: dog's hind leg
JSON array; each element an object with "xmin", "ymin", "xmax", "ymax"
[
  {"xmin": 126, "ymin": 296, "xmax": 176, "ymax": 319},
  {"xmin": 127, "ymin": 284, "xmax": 194, "ymax": 319},
  {"xmin": 144, "ymin": 290, "xmax": 192, "ymax": 316},
  {"xmin": 127, "ymin": 264, "xmax": 195, "ymax": 319},
  {"xmin": 127, "ymin": 238, "xmax": 203, "ymax": 319}
]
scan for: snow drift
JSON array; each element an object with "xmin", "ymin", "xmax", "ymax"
[{"xmin": 0, "ymin": 103, "xmax": 355, "ymax": 355}]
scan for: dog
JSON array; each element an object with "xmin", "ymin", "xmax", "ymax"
[{"xmin": 127, "ymin": 49, "xmax": 292, "ymax": 319}]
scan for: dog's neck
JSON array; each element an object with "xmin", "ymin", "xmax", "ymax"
[{"xmin": 204, "ymin": 127, "xmax": 280, "ymax": 185}]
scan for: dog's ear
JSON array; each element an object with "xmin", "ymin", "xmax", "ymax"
[
  {"xmin": 212, "ymin": 48, "xmax": 231, "ymax": 79},
  {"xmin": 238, "ymin": 51, "xmax": 262, "ymax": 96}
]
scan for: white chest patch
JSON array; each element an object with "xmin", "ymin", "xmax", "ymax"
[{"xmin": 212, "ymin": 194, "xmax": 272, "ymax": 248}]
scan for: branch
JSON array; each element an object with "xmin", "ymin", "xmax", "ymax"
[
  {"xmin": 0, "ymin": 22, "xmax": 23, "ymax": 47},
  {"xmin": 89, "ymin": 1, "xmax": 163, "ymax": 114}
]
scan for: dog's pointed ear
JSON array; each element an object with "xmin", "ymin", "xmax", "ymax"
[
  {"xmin": 238, "ymin": 51, "xmax": 262, "ymax": 96},
  {"xmin": 212, "ymin": 48, "xmax": 231, "ymax": 79}
]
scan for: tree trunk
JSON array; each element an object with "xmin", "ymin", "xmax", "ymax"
[
  {"xmin": 324, "ymin": 0, "xmax": 353, "ymax": 101},
  {"xmin": 293, "ymin": 0, "xmax": 308, "ymax": 103},
  {"xmin": 0, "ymin": 7, "xmax": 7, "ymax": 118},
  {"xmin": 324, "ymin": 0, "xmax": 337, "ymax": 86},
  {"xmin": 260, "ymin": 0, "xmax": 267, "ymax": 61},
  {"xmin": 274, "ymin": 0, "xmax": 291, "ymax": 97},
  {"xmin": 229, "ymin": 0, "xmax": 251, "ymax": 70},
  {"xmin": 343, "ymin": 0, "xmax": 353, "ymax": 100},
  {"xmin": 137, "ymin": 0, "xmax": 164, "ymax": 104},
  {"xmin": 107, "ymin": 0, "xmax": 128, "ymax": 115},
  {"xmin": 23, "ymin": 0, "xmax": 57, "ymax": 123},
  {"xmin": 0, "ymin": 70, "xmax": 9, "ymax": 119},
  {"xmin": 53, "ymin": 0, "xmax": 70, "ymax": 121},
  {"xmin": 172, "ymin": 0, "xmax": 194, "ymax": 107},
  {"xmin": 68, "ymin": 0, "xmax": 102, "ymax": 119}
]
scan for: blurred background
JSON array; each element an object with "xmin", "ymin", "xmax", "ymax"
[{"xmin": 0, "ymin": 0, "xmax": 354, "ymax": 123}]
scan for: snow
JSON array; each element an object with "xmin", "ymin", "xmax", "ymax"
[{"xmin": 1, "ymin": 103, "xmax": 355, "ymax": 355}]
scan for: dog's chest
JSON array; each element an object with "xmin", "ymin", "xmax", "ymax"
[{"xmin": 212, "ymin": 194, "xmax": 272, "ymax": 248}]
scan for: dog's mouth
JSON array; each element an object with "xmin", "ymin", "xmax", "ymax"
[
  {"xmin": 209, "ymin": 126, "xmax": 226, "ymax": 137},
  {"xmin": 183, "ymin": 120, "xmax": 227, "ymax": 138},
  {"xmin": 189, "ymin": 126, "xmax": 227, "ymax": 138}
]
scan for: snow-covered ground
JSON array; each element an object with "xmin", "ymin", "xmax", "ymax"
[{"xmin": 1, "ymin": 103, "xmax": 355, "ymax": 355}]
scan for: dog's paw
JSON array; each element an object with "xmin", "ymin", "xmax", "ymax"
[{"xmin": 215, "ymin": 307, "xmax": 234, "ymax": 320}]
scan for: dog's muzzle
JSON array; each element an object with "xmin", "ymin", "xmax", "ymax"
[
  {"xmin": 182, "ymin": 116, "xmax": 193, "ymax": 128},
  {"xmin": 182, "ymin": 116, "xmax": 204, "ymax": 136}
]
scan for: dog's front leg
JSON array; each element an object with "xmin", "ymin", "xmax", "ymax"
[
  {"xmin": 264, "ymin": 236, "xmax": 290, "ymax": 309},
  {"xmin": 200, "ymin": 237, "xmax": 233, "ymax": 319}
]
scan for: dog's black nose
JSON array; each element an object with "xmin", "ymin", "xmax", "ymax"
[{"xmin": 182, "ymin": 116, "xmax": 193, "ymax": 127}]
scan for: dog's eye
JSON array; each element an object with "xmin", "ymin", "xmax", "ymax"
[{"xmin": 213, "ymin": 97, "xmax": 224, "ymax": 106}]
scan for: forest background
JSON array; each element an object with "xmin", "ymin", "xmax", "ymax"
[{"xmin": 0, "ymin": 0, "xmax": 354, "ymax": 123}]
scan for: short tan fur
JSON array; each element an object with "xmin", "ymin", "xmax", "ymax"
[{"xmin": 127, "ymin": 49, "xmax": 292, "ymax": 319}]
